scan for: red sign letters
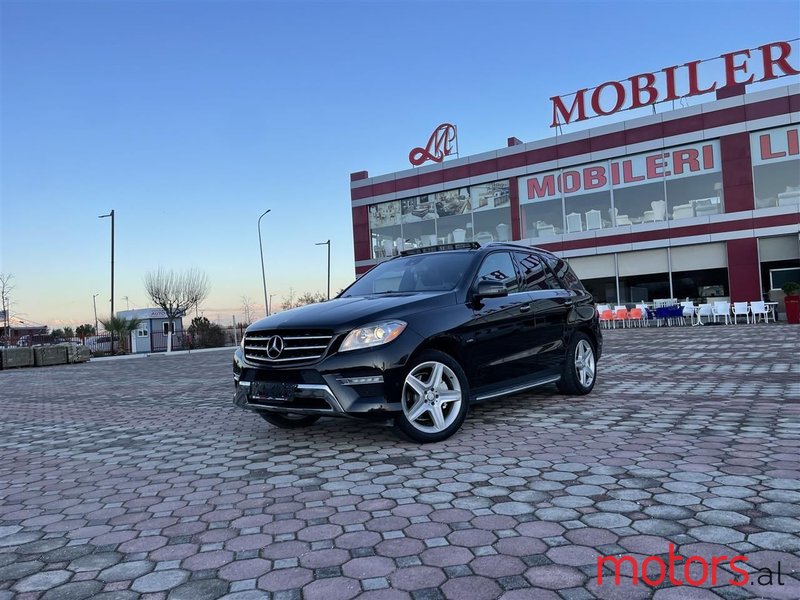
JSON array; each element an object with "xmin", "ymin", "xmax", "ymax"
[{"xmin": 551, "ymin": 41, "xmax": 799, "ymax": 127}]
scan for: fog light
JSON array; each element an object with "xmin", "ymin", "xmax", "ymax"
[{"xmin": 337, "ymin": 376, "xmax": 385, "ymax": 386}]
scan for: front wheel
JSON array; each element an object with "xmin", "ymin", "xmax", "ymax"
[
  {"xmin": 394, "ymin": 350, "xmax": 469, "ymax": 443},
  {"xmin": 258, "ymin": 412, "xmax": 320, "ymax": 429},
  {"xmin": 557, "ymin": 332, "xmax": 596, "ymax": 395}
]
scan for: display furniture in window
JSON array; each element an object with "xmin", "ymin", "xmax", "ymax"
[
  {"xmin": 566, "ymin": 212, "xmax": 583, "ymax": 233},
  {"xmin": 585, "ymin": 209, "xmax": 602, "ymax": 231}
]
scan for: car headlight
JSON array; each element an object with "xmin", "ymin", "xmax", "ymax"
[{"xmin": 340, "ymin": 321, "xmax": 407, "ymax": 352}]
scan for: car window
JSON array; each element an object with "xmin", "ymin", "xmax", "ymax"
[
  {"xmin": 542, "ymin": 255, "xmax": 585, "ymax": 292},
  {"xmin": 342, "ymin": 252, "xmax": 474, "ymax": 296},
  {"xmin": 475, "ymin": 252, "xmax": 520, "ymax": 293},
  {"xmin": 514, "ymin": 252, "xmax": 549, "ymax": 292}
]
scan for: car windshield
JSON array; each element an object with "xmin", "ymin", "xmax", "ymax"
[{"xmin": 342, "ymin": 252, "xmax": 474, "ymax": 297}]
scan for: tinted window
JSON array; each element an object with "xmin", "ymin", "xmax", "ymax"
[
  {"xmin": 475, "ymin": 252, "xmax": 519, "ymax": 293},
  {"xmin": 542, "ymin": 255, "xmax": 585, "ymax": 292},
  {"xmin": 342, "ymin": 252, "xmax": 473, "ymax": 296},
  {"xmin": 514, "ymin": 252, "xmax": 548, "ymax": 291}
]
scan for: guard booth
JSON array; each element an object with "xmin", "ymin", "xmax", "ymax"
[{"xmin": 117, "ymin": 308, "xmax": 185, "ymax": 353}]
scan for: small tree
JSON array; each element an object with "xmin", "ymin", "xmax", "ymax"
[
  {"xmin": 63, "ymin": 326, "xmax": 74, "ymax": 338},
  {"xmin": 99, "ymin": 316, "xmax": 142, "ymax": 354},
  {"xmin": 144, "ymin": 267, "xmax": 210, "ymax": 352},
  {"xmin": 188, "ymin": 316, "xmax": 226, "ymax": 348},
  {"xmin": 0, "ymin": 273, "xmax": 14, "ymax": 344},
  {"xmin": 240, "ymin": 295, "xmax": 257, "ymax": 326},
  {"xmin": 76, "ymin": 324, "xmax": 95, "ymax": 342},
  {"xmin": 297, "ymin": 291, "xmax": 327, "ymax": 306}
]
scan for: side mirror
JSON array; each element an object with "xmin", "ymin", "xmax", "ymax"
[{"xmin": 474, "ymin": 280, "xmax": 508, "ymax": 300}]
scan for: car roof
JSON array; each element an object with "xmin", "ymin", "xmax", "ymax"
[{"xmin": 398, "ymin": 242, "xmax": 556, "ymax": 259}]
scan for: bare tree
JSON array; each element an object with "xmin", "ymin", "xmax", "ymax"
[
  {"xmin": 281, "ymin": 287, "xmax": 297, "ymax": 311},
  {"xmin": 240, "ymin": 295, "xmax": 257, "ymax": 325},
  {"xmin": 144, "ymin": 267, "xmax": 210, "ymax": 352},
  {"xmin": 0, "ymin": 273, "xmax": 14, "ymax": 344}
]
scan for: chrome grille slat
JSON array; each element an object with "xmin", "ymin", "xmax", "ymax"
[{"xmin": 244, "ymin": 330, "xmax": 333, "ymax": 365}]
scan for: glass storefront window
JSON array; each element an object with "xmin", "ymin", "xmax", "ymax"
[
  {"xmin": 612, "ymin": 181, "xmax": 664, "ymax": 225},
  {"xmin": 564, "ymin": 191, "xmax": 612, "ymax": 233},
  {"xmin": 471, "ymin": 182, "xmax": 512, "ymax": 244},
  {"xmin": 522, "ymin": 199, "xmax": 564, "ymax": 238},
  {"xmin": 369, "ymin": 201, "xmax": 402, "ymax": 258},
  {"xmin": 671, "ymin": 268, "xmax": 729, "ymax": 301},
  {"xmin": 751, "ymin": 125, "xmax": 800, "ymax": 209},
  {"xmin": 665, "ymin": 173, "xmax": 723, "ymax": 220}
]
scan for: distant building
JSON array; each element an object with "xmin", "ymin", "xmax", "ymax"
[{"xmin": 117, "ymin": 308, "xmax": 185, "ymax": 353}]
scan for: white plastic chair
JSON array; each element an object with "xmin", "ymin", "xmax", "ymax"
[
  {"xmin": 681, "ymin": 301, "xmax": 696, "ymax": 320},
  {"xmin": 750, "ymin": 301, "xmax": 772, "ymax": 324},
  {"xmin": 732, "ymin": 302, "xmax": 750, "ymax": 324},
  {"xmin": 712, "ymin": 301, "xmax": 731, "ymax": 324}
]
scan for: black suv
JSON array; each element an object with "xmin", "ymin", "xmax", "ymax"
[{"xmin": 234, "ymin": 243, "xmax": 601, "ymax": 442}]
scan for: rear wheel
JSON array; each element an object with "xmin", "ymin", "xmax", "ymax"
[
  {"xmin": 557, "ymin": 333, "xmax": 596, "ymax": 395},
  {"xmin": 258, "ymin": 412, "xmax": 320, "ymax": 429},
  {"xmin": 394, "ymin": 350, "xmax": 469, "ymax": 443}
]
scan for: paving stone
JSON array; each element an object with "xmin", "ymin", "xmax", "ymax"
[
  {"xmin": 131, "ymin": 569, "xmax": 189, "ymax": 593},
  {"xmin": 0, "ymin": 329, "xmax": 797, "ymax": 600}
]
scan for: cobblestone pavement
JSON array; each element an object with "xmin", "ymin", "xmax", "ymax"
[{"xmin": 1, "ymin": 325, "xmax": 799, "ymax": 600}]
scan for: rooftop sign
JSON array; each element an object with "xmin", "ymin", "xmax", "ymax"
[
  {"xmin": 409, "ymin": 123, "xmax": 458, "ymax": 166},
  {"xmin": 551, "ymin": 40, "xmax": 799, "ymax": 128}
]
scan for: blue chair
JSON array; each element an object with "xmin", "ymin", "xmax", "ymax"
[{"xmin": 667, "ymin": 305, "xmax": 685, "ymax": 326}]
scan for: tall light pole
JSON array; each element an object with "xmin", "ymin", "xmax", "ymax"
[
  {"xmin": 99, "ymin": 210, "xmax": 115, "ymax": 353},
  {"xmin": 258, "ymin": 209, "xmax": 271, "ymax": 315},
  {"xmin": 269, "ymin": 294, "xmax": 276, "ymax": 316},
  {"xmin": 316, "ymin": 239, "xmax": 331, "ymax": 300},
  {"xmin": 92, "ymin": 293, "xmax": 99, "ymax": 334}
]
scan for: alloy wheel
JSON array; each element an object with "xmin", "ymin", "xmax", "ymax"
[
  {"xmin": 401, "ymin": 361, "xmax": 463, "ymax": 434},
  {"xmin": 575, "ymin": 339, "xmax": 595, "ymax": 388}
]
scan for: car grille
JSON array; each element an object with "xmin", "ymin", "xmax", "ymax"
[{"xmin": 244, "ymin": 330, "xmax": 333, "ymax": 365}]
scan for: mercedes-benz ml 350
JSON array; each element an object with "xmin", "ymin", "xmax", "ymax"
[{"xmin": 233, "ymin": 243, "xmax": 601, "ymax": 442}]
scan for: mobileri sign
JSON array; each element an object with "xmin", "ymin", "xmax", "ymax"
[{"xmin": 551, "ymin": 40, "xmax": 799, "ymax": 127}]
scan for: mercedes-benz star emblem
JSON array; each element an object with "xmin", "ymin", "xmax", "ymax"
[{"xmin": 265, "ymin": 335, "xmax": 284, "ymax": 359}]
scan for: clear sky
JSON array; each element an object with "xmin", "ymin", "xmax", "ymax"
[{"xmin": 2, "ymin": 0, "xmax": 799, "ymax": 327}]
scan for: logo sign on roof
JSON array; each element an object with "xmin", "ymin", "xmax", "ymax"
[
  {"xmin": 551, "ymin": 40, "xmax": 800, "ymax": 128},
  {"xmin": 409, "ymin": 123, "xmax": 458, "ymax": 167}
]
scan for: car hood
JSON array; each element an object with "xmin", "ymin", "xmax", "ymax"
[{"xmin": 247, "ymin": 292, "xmax": 456, "ymax": 333}]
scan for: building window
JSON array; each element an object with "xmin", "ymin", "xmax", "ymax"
[
  {"xmin": 671, "ymin": 268, "xmax": 729, "ymax": 300},
  {"xmin": 368, "ymin": 182, "xmax": 511, "ymax": 258},
  {"xmin": 751, "ymin": 125, "xmax": 800, "ymax": 209},
  {"xmin": 369, "ymin": 200, "xmax": 402, "ymax": 258}
]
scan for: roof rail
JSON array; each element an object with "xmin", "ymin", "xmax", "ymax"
[{"xmin": 399, "ymin": 242, "xmax": 481, "ymax": 256}]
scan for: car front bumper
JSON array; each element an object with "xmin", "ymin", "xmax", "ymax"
[{"xmin": 232, "ymin": 330, "xmax": 423, "ymax": 419}]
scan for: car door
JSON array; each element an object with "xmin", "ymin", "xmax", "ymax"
[
  {"xmin": 461, "ymin": 251, "xmax": 532, "ymax": 389},
  {"xmin": 514, "ymin": 251, "xmax": 571, "ymax": 377}
]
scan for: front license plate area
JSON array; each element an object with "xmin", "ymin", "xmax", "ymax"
[{"xmin": 250, "ymin": 382, "xmax": 298, "ymax": 402}]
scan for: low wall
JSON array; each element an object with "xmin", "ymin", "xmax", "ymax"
[{"xmin": 1, "ymin": 344, "xmax": 91, "ymax": 369}]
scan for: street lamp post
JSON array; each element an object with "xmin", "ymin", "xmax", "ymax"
[
  {"xmin": 315, "ymin": 239, "xmax": 331, "ymax": 300},
  {"xmin": 258, "ymin": 209, "xmax": 272, "ymax": 315},
  {"xmin": 98, "ymin": 210, "xmax": 115, "ymax": 353},
  {"xmin": 269, "ymin": 294, "xmax": 275, "ymax": 316},
  {"xmin": 92, "ymin": 293, "xmax": 99, "ymax": 334}
]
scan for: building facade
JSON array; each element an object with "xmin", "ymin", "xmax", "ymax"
[{"xmin": 350, "ymin": 84, "xmax": 800, "ymax": 307}]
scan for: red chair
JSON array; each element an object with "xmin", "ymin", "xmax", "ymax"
[
  {"xmin": 613, "ymin": 308, "xmax": 629, "ymax": 328},
  {"xmin": 600, "ymin": 309, "xmax": 614, "ymax": 329},
  {"xmin": 629, "ymin": 307, "xmax": 644, "ymax": 327}
]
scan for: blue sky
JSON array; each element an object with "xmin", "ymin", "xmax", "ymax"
[{"xmin": 2, "ymin": 0, "xmax": 799, "ymax": 326}]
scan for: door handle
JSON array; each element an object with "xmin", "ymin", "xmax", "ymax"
[{"xmin": 519, "ymin": 304, "xmax": 531, "ymax": 313}]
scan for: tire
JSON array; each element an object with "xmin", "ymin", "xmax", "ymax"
[
  {"xmin": 258, "ymin": 412, "xmax": 321, "ymax": 429},
  {"xmin": 394, "ymin": 350, "xmax": 470, "ymax": 443},
  {"xmin": 557, "ymin": 332, "xmax": 597, "ymax": 395}
]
